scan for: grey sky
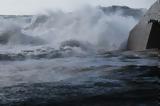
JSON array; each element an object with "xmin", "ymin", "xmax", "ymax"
[{"xmin": 0, "ymin": 0, "xmax": 156, "ymax": 15}]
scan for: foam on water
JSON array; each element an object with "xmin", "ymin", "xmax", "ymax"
[
  {"xmin": 0, "ymin": 6, "xmax": 142, "ymax": 53},
  {"xmin": 0, "ymin": 6, "xmax": 159, "ymax": 106}
]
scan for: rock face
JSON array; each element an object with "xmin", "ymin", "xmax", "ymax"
[{"xmin": 127, "ymin": 1, "xmax": 160, "ymax": 51}]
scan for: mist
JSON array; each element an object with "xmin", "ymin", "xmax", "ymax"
[
  {"xmin": 0, "ymin": 6, "xmax": 141, "ymax": 52},
  {"xmin": 0, "ymin": 0, "xmax": 156, "ymax": 15}
]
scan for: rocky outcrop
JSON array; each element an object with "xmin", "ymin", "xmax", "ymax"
[
  {"xmin": 100, "ymin": 6, "xmax": 146, "ymax": 19},
  {"xmin": 127, "ymin": 1, "xmax": 160, "ymax": 51}
]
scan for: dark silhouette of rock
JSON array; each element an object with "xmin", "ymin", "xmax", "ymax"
[
  {"xmin": 100, "ymin": 6, "xmax": 145, "ymax": 19},
  {"xmin": 127, "ymin": 1, "xmax": 160, "ymax": 51},
  {"xmin": 147, "ymin": 19, "xmax": 160, "ymax": 49}
]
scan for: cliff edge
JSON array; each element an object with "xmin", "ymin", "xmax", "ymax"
[{"xmin": 127, "ymin": 1, "xmax": 160, "ymax": 51}]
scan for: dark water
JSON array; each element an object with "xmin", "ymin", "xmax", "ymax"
[
  {"xmin": 0, "ymin": 7, "xmax": 156, "ymax": 106},
  {"xmin": 0, "ymin": 49, "xmax": 159, "ymax": 106}
]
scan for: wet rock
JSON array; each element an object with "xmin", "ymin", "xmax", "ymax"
[{"xmin": 128, "ymin": 1, "xmax": 160, "ymax": 51}]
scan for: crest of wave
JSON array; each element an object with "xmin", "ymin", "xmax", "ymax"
[
  {"xmin": 0, "ymin": 6, "xmax": 139, "ymax": 53},
  {"xmin": 25, "ymin": 6, "xmax": 138, "ymax": 51}
]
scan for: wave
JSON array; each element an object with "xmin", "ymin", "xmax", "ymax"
[
  {"xmin": 0, "ymin": 6, "xmax": 145, "ymax": 53},
  {"xmin": 0, "ymin": 26, "xmax": 45, "ymax": 45},
  {"xmin": 0, "ymin": 45, "xmax": 93, "ymax": 61}
]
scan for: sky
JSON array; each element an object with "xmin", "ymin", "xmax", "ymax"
[{"xmin": 0, "ymin": 0, "xmax": 157, "ymax": 15}]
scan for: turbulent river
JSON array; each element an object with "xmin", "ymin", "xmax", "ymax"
[{"xmin": 0, "ymin": 6, "xmax": 159, "ymax": 106}]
